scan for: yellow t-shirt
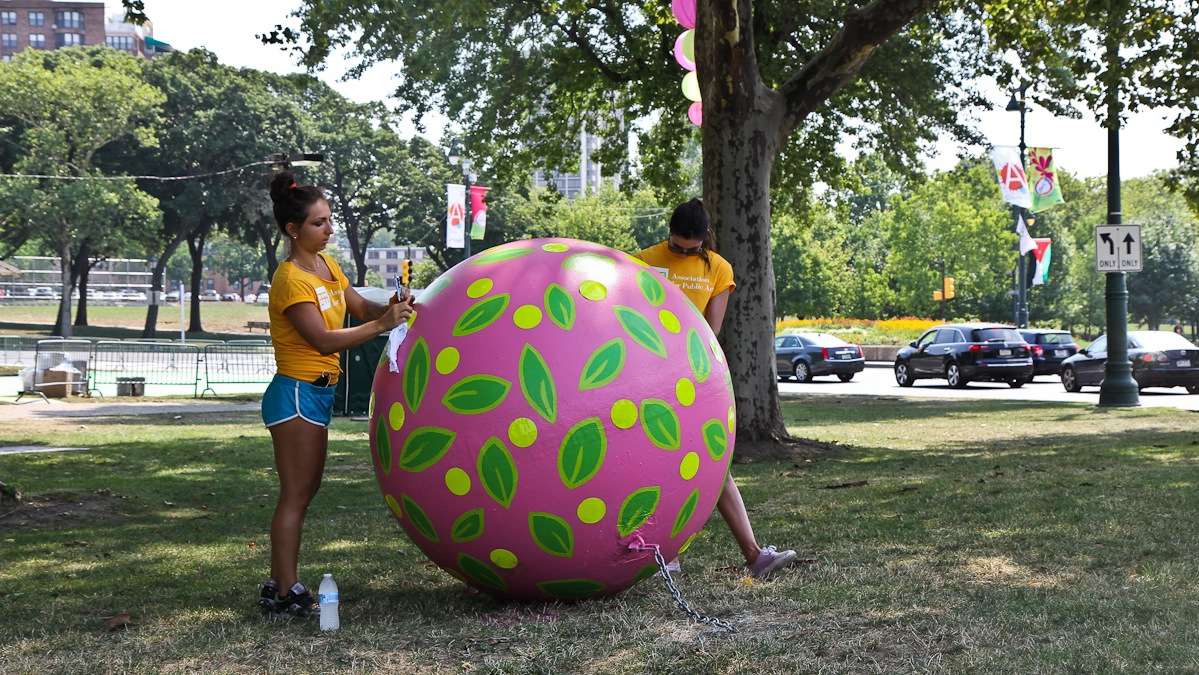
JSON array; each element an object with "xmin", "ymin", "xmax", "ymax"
[
  {"xmin": 635, "ymin": 241, "xmax": 735, "ymax": 314},
  {"xmin": 268, "ymin": 253, "xmax": 350, "ymax": 382}
]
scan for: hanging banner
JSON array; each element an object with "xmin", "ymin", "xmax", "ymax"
[
  {"xmin": 1027, "ymin": 147, "xmax": 1064, "ymax": 212},
  {"xmin": 469, "ymin": 185, "xmax": 490, "ymax": 240},
  {"xmin": 1015, "ymin": 214, "xmax": 1037, "ymax": 255},
  {"xmin": 990, "ymin": 146, "xmax": 1032, "ymax": 209},
  {"xmin": 446, "ymin": 183, "xmax": 465, "ymax": 249},
  {"xmin": 1031, "ymin": 238, "xmax": 1052, "ymax": 286}
]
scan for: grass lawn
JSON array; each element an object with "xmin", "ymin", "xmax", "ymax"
[
  {"xmin": 0, "ymin": 302, "xmax": 269, "ymax": 338},
  {"xmin": 2, "ymin": 397, "xmax": 1199, "ymax": 672}
]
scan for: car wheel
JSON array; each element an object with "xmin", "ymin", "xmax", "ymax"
[
  {"xmin": 837, "ymin": 373, "xmax": 855, "ymax": 382},
  {"xmin": 793, "ymin": 360, "xmax": 812, "ymax": 383},
  {"xmin": 1007, "ymin": 378, "xmax": 1024, "ymax": 389},
  {"xmin": 1061, "ymin": 366, "xmax": 1082, "ymax": 393},
  {"xmin": 894, "ymin": 361, "xmax": 914, "ymax": 388},
  {"xmin": 945, "ymin": 362, "xmax": 968, "ymax": 388},
  {"xmin": 1187, "ymin": 385, "xmax": 1199, "ymax": 395}
]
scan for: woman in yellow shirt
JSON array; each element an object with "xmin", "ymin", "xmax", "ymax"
[
  {"xmin": 637, "ymin": 198, "xmax": 797, "ymax": 579},
  {"xmin": 258, "ymin": 171, "xmax": 411, "ymax": 619}
]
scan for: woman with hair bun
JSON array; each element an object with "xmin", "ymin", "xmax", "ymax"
[
  {"xmin": 636, "ymin": 198, "xmax": 798, "ymax": 580},
  {"xmin": 257, "ymin": 170, "xmax": 412, "ymax": 619}
]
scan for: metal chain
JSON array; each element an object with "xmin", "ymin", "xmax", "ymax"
[{"xmin": 648, "ymin": 545, "xmax": 737, "ymax": 633}]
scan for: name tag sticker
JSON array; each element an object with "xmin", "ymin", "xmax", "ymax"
[
  {"xmin": 651, "ymin": 266, "xmax": 670, "ymax": 279},
  {"xmin": 315, "ymin": 286, "xmax": 333, "ymax": 312}
]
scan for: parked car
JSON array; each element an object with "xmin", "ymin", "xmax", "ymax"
[
  {"xmin": 1019, "ymin": 328, "xmax": 1080, "ymax": 379},
  {"xmin": 29, "ymin": 286, "xmax": 54, "ymax": 298},
  {"xmin": 164, "ymin": 290, "xmax": 181, "ymax": 302},
  {"xmin": 774, "ymin": 332, "xmax": 865, "ymax": 382},
  {"xmin": 1060, "ymin": 331, "xmax": 1199, "ymax": 394},
  {"xmin": 199, "ymin": 289, "xmax": 221, "ymax": 302},
  {"xmin": 255, "ymin": 291, "xmax": 270, "ymax": 305},
  {"xmin": 120, "ymin": 289, "xmax": 148, "ymax": 302},
  {"xmin": 243, "ymin": 293, "xmax": 258, "ymax": 303},
  {"xmin": 894, "ymin": 323, "xmax": 1033, "ymax": 389},
  {"xmin": 222, "ymin": 292, "xmax": 241, "ymax": 302}
]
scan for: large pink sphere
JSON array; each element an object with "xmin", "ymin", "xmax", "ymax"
[{"xmin": 369, "ymin": 239, "xmax": 735, "ymax": 601}]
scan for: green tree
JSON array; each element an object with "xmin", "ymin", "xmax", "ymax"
[
  {"xmin": 1124, "ymin": 176, "xmax": 1199, "ymax": 330},
  {"xmin": 0, "ymin": 47, "xmax": 163, "ymax": 336},
  {"xmin": 880, "ymin": 161, "xmax": 1012, "ymax": 320}
]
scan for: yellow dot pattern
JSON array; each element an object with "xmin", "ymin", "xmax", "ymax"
[
  {"xmin": 467, "ymin": 278, "xmax": 494, "ymax": 298},
  {"xmin": 542, "ymin": 243, "xmax": 569, "ymax": 253},
  {"xmin": 513, "ymin": 304, "xmax": 543, "ymax": 329},
  {"xmin": 435, "ymin": 347, "xmax": 460, "ymax": 375},
  {"xmin": 710, "ymin": 336, "xmax": 724, "ymax": 363},
  {"xmin": 444, "ymin": 468, "xmax": 472, "ymax": 496},
  {"xmin": 679, "ymin": 452, "xmax": 700, "ymax": 480},
  {"xmin": 577, "ymin": 497, "xmax": 606, "ymax": 524},
  {"xmin": 658, "ymin": 309, "xmax": 681, "ymax": 334},
  {"xmin": 388, "ymin": 402, "xmax": 406, "ymax": 431},
  {"xmin": 368, "ymin": 392, "xmax": 376, "ymax": 418},
  {"xmin": 490, "ymin": 548, "xmax": 519, "ymax": 569},
  {"xmin": 728, "ymin": 406, "xmax": 736, "ymax": 435},
  {"xmin": 507, "ymin": 417, "xmax": 538, "ymax": 448},
  {"xmin": 610, "ymin": 399, "xmax": 638, "ymax": 429},
  {"xmin": 579, "ymin": 280, "xmax": 607, "ymax": 302},
  {"xmin": 675, "ymin": 378, "xmax": 696, "ymax": 407}
]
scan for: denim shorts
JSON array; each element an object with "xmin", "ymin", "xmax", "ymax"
[{"xmin": 261, "ymin": 374, "xmax": 335, "ymax": 429}]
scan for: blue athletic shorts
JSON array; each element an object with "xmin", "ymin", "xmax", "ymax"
[{"xmin": 262, "ymin": 374, "xmax": 335, "ymax": 428}]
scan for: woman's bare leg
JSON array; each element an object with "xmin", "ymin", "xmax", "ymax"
[
  {"xmin": 268, "ymin": 418, "xmax": 328, "ymax": 591},
  {"xmin": 716, "ymin": 472, "xmax": 761, "ymax": 564}
]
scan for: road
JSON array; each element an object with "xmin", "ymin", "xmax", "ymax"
[{"xmin": 778, "ymin": 364, "xmax": 1199, "ymax": 411}]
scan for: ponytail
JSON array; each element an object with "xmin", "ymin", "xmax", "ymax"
[{"xmin": 268, "ymin": 170, "xmax": 326, "ymax": 239}]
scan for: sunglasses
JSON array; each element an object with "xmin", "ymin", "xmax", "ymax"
[{"xmin": 668, "ymin": 239, "xmax": 705, "ymax": 255}]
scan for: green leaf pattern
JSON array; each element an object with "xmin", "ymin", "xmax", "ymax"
[
  {"xmin": 640, "ymin": 399, "xmax": 681, "ymax": 450},
  {"xmin": 442, "ymin": 375, "xmax": 511, "ymax": 414},
  {"xmin": 558, "ymin": 418, "xmax": 607, "ymax": 489},
  {"xmin": 477, "ymin": 437, "xmax": 518, "ymax": 508},
  {"xmin": 528, "ymin": 512, "xmax": 574, "ymax": 558},
  {"xmin": 637, "ymin": 270, "xmax": 666, "ymax": 307},
  {"xmin": 375, "ymin": 414, "xmax": 392, "ymax": 474},
  {"xmin": 702, "ymin": 419, "xmax": 728, "ymax": 461},
  {"xmin": 403, "ymin": 338, "xmax": 430, "ymax": 412},
  {"xmin": 398, "ymin": 426, "xmax": 456, "ymax": 472},
  {"xmin": 519, "ymin": 345, "xmax": 557, "ymax": 423},
  {"xmin": 458, "ymin": 553, "xmax": 507, "ymax": 591},
  {"xmin": 614, "ymin": 305, "xmax": 667, "ymax": 358},
  {"xmin": 617, "ymin": 486, "xmax": 661, "ymax": 537},
  {"xmin": 543, "ymin": 283, "xmax": 575, "ymax": 330},
  {"xmin": 453, "ymin": 294, "xmax": 510, "ymax": 336},
  {"xmin": 686, "ymin": 329, "xmax": 711, "ymax": 383},
  {"xmin": 578, "ymin": 339, "xmax": 626, "ymax": 391},
  {"xmin": 672, "ymin": 489, "xmax": 700, "ymax": 537},
  {"xmin": 401, "ymin": 494, "xmax": 439, "ymax": 542},
  {"xmin": 451, "ymin": 508, "xmax": 484, "ymax": 543}
]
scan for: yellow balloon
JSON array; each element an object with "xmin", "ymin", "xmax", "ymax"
[{"xmin": 681, "ymin": 72, "xmax": 701, "ymax": 102}]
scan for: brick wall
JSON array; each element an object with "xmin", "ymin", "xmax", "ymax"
[{"xmin": 0, "ymin": 1, "xmax": 106, "ymax": 59}]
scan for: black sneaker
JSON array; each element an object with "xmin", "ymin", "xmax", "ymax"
[
  {"xmin": 275, "ymin": 583, "xmax": 319, "ymax": 619},
  {"xmin": 258, "ymin": 580, "xmax": 279, "ymax": 614}
]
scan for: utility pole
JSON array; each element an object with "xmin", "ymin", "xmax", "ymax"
[{"xmin": 1007, "ymin": 82, "xmax": 1031, "ymax": 328}]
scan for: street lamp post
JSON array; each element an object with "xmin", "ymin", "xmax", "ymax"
[
  {"xmin": 1006, "ymin": 83, "xmax": 1030, "ymax": 328},
  {"xmin": 1098, "ymin": 29, "xmax": 1139, "ymax": 407}
]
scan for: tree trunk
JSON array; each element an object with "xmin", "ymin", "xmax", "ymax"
[
  {"xmin": 699, "ymin": 0, "xmax": 789, "ymax": 448},
  {"xmin": 142, "ymin": 233, "xmax": 186, "ymax": 338},
  {"xmin": 52, "ymin": 242, "xmax": 73, "ymax": 338},
  {"xmin": 255, "ymin": 219, "xmax": 282, "ymax": 280},
  {"xmin": 73, "ymin": 242, "xmax": 92, "ymax": 327},
  {"xmin": 187, "ymin": 226, "xmax": 208, "ymax": 334}
]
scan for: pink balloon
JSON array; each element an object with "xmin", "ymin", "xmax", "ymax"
[
  {"xmin": 673, "ymin": 31, "xmax": 695, "ymax": 71},
  {"xmin": 672, "ymin": 0, "xmax": 696, "ymax": 29},
  {"xmin": 688, "ymin": 101, "xmax": 702, "ymax": 126}
]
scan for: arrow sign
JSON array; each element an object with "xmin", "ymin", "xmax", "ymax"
[
  {"xmin": 1095, "ymin": 224, "xmax": 1142, "ymax": 273},
  {"xmin": 1101, "ymin": 232, "xmax": 1114, "ymax": 255}
]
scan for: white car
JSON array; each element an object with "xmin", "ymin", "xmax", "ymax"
[
  {"xmin": 255, "ymin": 292, "xmax": 270, "ymax": 305},
  {"xmin": 121, "ymin": 290, "xmax": 148, "ymax": 302},
  {"xmin": 222, "ymin": 292, "xmax": 240, "ymax": 302},
  {"xmin": 199, "ymin": 290, "xmax": 220, "ymax": 302},
  {"xmin": 164, "ymin": 291, "xmax": 181, "ymax": 302},
  {"xmin": 243, "ymin": 293, "xmax": 257, "ymax": 303}
]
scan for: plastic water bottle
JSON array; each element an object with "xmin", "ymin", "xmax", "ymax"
[{"xmin": 318, "ymin": 573, "xmax": 339, "ymax": 631}]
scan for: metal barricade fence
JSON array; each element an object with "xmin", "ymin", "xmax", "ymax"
[
  {"xmin": 0, "ymin": 335, "xmax": 43, "ymax": 367},
  {"xmin": 201, "ymin": 343, "xmax": 275, "ymax": 397},
  {"xmin": 16, "ymin": 338, "xmax": 95, "ymax": 401},
  {"xmin": 88, "ymin": 341, "xmax": 203, "ymax": 397}
]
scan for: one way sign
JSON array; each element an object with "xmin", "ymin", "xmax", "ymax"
[{"xmin": 1095, "ymin": 224, "xmax": 1143, "ymax": 273}]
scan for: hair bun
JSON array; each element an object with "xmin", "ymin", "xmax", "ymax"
[{"xmin": 269, "ymin": 170, "xmax": 299, "ymax": 204}]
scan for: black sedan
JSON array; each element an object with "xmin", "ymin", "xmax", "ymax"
[
  {"xmin": 774, "ymin": 332, "xmax": 865, "ymax": 382},
  {"xmin": 894, "ymin": 323, "xmax": 1033, "ymax": 389},
  {"xmin": 1060, "ymin": 331, "xmax": 1199, "ymax": 393},
  {"xmin": 1019, "ymin": 328, "xmax": 1080, "ymax": 379}
]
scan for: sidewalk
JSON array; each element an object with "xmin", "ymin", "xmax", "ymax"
[{"xmin": 0, "ymin": 397, "xmax": 260, "ymax": 422}]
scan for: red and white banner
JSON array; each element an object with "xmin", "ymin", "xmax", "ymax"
[
  {"xmin": 469, "ymin": 185, "xmax": 490, "ymax": 240},
  {"xmin": 446, "ymin": 183, "xmax": 465, "ymax": 249}
]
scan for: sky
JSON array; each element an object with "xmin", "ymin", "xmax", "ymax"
[{"xmin": 125, "ymin": 0, "xmax": 1183, "ymax": 180}]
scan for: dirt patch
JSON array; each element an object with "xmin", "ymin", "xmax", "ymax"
[
  {"xmin": 734, "ymin": 436, "xmax": 842, "ymax": 463},
  {"xmin": 0, "ymin": 490, "xmax": 127, "ymax": 533}
]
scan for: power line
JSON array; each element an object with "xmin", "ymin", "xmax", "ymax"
[{"xmin": 0, "ymin": 161, "xmax": 275, "ymax": 184}]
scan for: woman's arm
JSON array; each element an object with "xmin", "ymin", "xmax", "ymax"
[
  {"xmin": 704, "ymin": 290, "xmax": 730, "ymax": 336},
  {"xmin": 343, "ymin": 285, "xmax": 396, "ymax": 322},
  {"xmin": 285, "ymin": 301, "xmax": 410, "ymax": 356}
]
